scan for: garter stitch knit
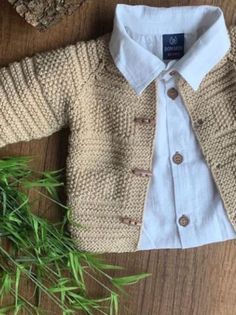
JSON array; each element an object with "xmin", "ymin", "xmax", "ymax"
[{"xmin": 1, "ymin": 25, "xmax": 236, "ymax": 253}]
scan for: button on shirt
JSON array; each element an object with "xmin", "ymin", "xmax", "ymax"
[{"xmin": 109, "ymin": 4, "xmax": 236, "ymax": 249}]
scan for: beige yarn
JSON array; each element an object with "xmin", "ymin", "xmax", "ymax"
[{"xmin": 1, "ymin": 26, "xmax": 236, "ymax": 253}]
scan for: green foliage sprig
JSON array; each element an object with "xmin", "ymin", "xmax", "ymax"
[{"xmin": 0, "ymin": 156, "xmax": 151, "ymax": 315}]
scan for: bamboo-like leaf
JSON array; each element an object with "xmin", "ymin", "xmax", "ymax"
[
  {"xmin": 109, "ymin": 292, "xmax": 119, "ymax": 315},
  {"xmin": 0, "ymin": 156, "xmax": 151, "ymax": 315},
  {"xmin": 49, "ymin": 286, "xmax": 79, "ymax": 293},
  {"xmin": 14, "ymin": 266, "xmax": 23, "ymax": 309},
  {"xmin": 111, "ymin": 272, "xmax": 152, "ymax": 294},
  {"xmin": 0, "ymin": 272, "xmax": 12, "ymax": 300},
  {"xmin": 0, "ymin": 304, "xmax": 17, "ymax": 314},
  {"xmin": 112, "ymin": 272, "xmax": 152, "ymax": 286}
]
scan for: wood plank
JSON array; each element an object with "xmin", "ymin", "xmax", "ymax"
[{"xmin": 0, "ymin": 1, "xmax": 236, "ymax": 314}]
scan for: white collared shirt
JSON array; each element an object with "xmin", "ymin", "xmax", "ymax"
[{"xmin": 109, "ymin": 4, "xmax": 236, "ymax": 249}]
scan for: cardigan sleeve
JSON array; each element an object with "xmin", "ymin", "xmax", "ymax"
[{"xmin": 0, "ymin": 44, "xmax": 75, "ymax": 148}]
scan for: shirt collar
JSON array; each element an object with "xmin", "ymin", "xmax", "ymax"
[{"xmin": 109, "ymin": 4, "xmax": 231, "ymax": 95}]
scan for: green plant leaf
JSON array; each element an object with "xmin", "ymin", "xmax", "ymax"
[
  {"xmin": 109, "ymin": 292, "xmax": 119, "ymax": 315},
  {"xmin": 111, "ymin": 272, "xmax": 152, "ymax": 293},
  {"xmin": 0, "ymin": 155, "xmax": 150, "ymax": 315}
]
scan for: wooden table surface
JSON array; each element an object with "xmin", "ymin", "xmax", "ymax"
[{"xmin": 0, "ymin": 1, "xmax": 236, "ymax": 314}]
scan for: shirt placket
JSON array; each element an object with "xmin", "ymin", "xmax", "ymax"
[{"xmin": 162, "ymin": 69, "xmax": 191, "ymax": 248}]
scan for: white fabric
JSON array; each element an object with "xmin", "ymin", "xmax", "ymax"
[{"xmin": 109, "ymin": 4, "xmax": 236, "ymax": 249}]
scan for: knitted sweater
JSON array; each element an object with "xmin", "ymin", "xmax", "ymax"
[{"xmin": 1, "ymin": 25, "xmax": 236, "ymax": 253}]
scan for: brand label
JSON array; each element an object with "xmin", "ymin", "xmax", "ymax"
[{"xmin": 163, "ymin": 33, "xmax": 185, "ymax": 60}]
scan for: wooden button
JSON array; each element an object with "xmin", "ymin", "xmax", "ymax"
[
  {"xmin": 134, "ymin": 117, "xmax": 155, "ymax": 125},
  {"xmin": 172, "ymin": 152, "xmax": 184, "ymax": 164},
  {"xmin": 178, "ymin": 215, "xmax": 190, "ymax": 227},
  {"xmin": 132, "ymin": 168, "xmax": 152, "ymax": 177},
  {"xmin": 167, "ymin": 87, "xmax": 179, "ymax": 100},
  {"xmin": 120, "ymin": 217, "xmax": 142, "ymax": 226}
]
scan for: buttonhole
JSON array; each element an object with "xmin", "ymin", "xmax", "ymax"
[{"xmin": 197, "ymin": 119, "xmax": 203, "ymax": 126}]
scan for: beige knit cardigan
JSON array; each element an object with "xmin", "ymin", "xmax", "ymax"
[{"xmin": 1, "ymin": 26, "xmax": 236, "ymax": 253}]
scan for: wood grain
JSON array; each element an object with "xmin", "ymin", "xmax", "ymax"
[{"xmin": 0, "ymin": 1, "xmax": 236, "ymax": 314}]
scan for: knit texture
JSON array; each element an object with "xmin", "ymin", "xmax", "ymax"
[{"xmin": 1, "ymin": 26, "xmax": 236, "ymax": 253}]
